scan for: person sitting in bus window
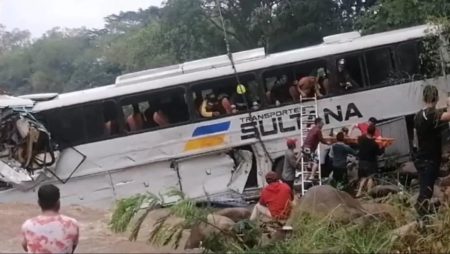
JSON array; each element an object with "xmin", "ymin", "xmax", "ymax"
[
  {"xmin": 126, "ymin": 104, "xmax": 145, "ymax": 132},
  {"xmin": 104, "ymin": 107, "xmax": 120, "ymax": 136},
  {"xmin": 351, "ymin": 117, "xmax": 381, "ymax": 138},
  {"xmin": 336, "ymin": 58, "xmax": 357, "ymax": 91},
  {"xmin": 232, "ymin": 89, "xmax": 258, "ymax": 111},
  {"xmin": 153, "ymin": 108, "xmax": 170, "ymax": 127},
  {"xmin": 267, "ymin": 75, "xmax": 291, "ymax": 105},
  {"xmin": 143, "ymin": 106, "xmax": 157, "ymax": 128},
  {"xmin": 217, "ymin": 93, "xmax": 237, "ymax": 114},
  {"xmin": 199, "ymin": 93, "xmax": 220, "ymax": 118},
  {"xmin": 317, "ymin": 68, "xmax": 330, "ymax": 95}
]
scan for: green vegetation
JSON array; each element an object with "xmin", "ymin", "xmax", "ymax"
[
  {"xmin": 1, "ymin": 0, "xmax": 449, "ymax": 95},
  {"xmin": 110, "ymin": 187, "xmax": 450, "ymax": 253}
]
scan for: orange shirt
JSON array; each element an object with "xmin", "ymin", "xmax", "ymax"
[
  {"xmin": 357, "ymin": 123, "xmax": 381, "ymax": 138},
  {"xmin": 259, "ymin": 181, "xmax": 292, "ymax": 219}
]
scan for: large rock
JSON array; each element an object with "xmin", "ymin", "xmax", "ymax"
[
  {"xmin": 296, "ymin": 185, "xmax": 365, "ymax": 223},
  {"xmin": 214, "ymin": 207, "xmax": 251, "ymax": 222},
  {"xmin": 361, "ymin": 202, "xmax": 404, "ymax": 223},
  {"xmin": 185, "ymin": 214, "xmax": 235, "ymax": 249},
  {"xmin": 368, "ymin": 185, "xmax": 400, "ymax": 198}
]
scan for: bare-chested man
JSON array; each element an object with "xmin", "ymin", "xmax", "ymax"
[{"xmin": 296, "ymin": 68, "xmax": 328, "ymax": 98}]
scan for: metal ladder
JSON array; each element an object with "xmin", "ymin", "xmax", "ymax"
[{"xmin": 299, "ymin": 95, "xmax": 322, "ymax": 195}]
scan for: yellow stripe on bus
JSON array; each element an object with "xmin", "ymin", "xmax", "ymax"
[{"xmin": 184, "ymin": 134, "xmax": 226, "ymax": 151}]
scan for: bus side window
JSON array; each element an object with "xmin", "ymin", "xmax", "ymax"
[
  {"xmin": 192, "ymin": 74, "xmax": 259, "ymax": 118},
  {"xmin": 263, "ymin": 68, "xmax": 295, "ymax": 105},
  {"xmin": 151, "ymin": 88, "xmax": 189, "ymax": 126},
  {"xmin": 292, "ymin": 60, "xmax": 329, "ymax": 98},
  {"xmin": 365, "ymin": 47, "xmax": 395, "ymax": 87},
  {"xmin": 121, "ymin": 101, "xmax": 148, "ymax": 132},
  {"xmin": 45, "ymin": 107, "xmax": 86, "ymax": 147},
  {"xmin": 84, "ymin": 103, "xmax": 107, "ymax": 140},
  {"xmin": 103, "ymin": 101, "xmax": 121, "ymax": 136},
  {"xmin": 330, "ymin": 55, "xmax": 364, "ymax": 94},
  {"xmin": 396, "ymin": 41, "xmax": 420, "ymax": 79}
]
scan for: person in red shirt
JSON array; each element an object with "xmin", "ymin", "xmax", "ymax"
[
  {"xmin": 351, "ymin": 117, "xmax": 381, "ymax": 138},
  {"xmin": 250, "ymin": 172, "xmax": 293, "ymax": 221},
  {"xmin": 302, "ymin": 117, "xmax": 330, "ymax": 180}
]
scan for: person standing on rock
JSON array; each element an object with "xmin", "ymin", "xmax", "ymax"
[
  {"xmin": 413, "ymin": 85, "xmax": 450, "ymax": 217},
  {"xmin": 282, "ymin": 138, "xmax": 299, "ymax": 192},
  {"xmin": 250, "ymin": 172, "xmax": 292, "ymax": 221},
  {"xmin": 21, "ymin": 184, "xmax": 79, "ymax": 254}
]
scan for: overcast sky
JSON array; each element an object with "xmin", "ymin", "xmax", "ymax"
[{"xmin": 0, "ymin": 0, "xmax": 163, "ymax": 37}]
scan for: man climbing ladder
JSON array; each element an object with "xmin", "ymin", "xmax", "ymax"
[{"xmin": 299, "ymin": 95, "xmax": 329, "ymax": 195}]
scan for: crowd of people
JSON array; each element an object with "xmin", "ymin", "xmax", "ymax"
[{"xmin": 250, "ymin": 84, "xmax": 450, "ymax": 224}]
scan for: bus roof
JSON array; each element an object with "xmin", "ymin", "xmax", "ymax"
[{"xmin": 33, "ymin": 25, "xmax": 428, "ymax": 112}]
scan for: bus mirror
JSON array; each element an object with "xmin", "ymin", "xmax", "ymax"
[{"xmin": 236, "ymin": 84, "xmax": 246, "ymax": 95}]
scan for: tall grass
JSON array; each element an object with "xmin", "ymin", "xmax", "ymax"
[{"xmin": 110, "ymin": 188, "xmax": 450, "ymax": 253}]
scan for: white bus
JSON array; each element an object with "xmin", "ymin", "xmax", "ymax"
[{"xmin": 0, "ymin": 25, "xmax": 448, "ymax": 208}]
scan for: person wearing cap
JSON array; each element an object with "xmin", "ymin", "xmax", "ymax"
[
  {"xmin": 351, "ymin": 117, "xmax": 381, "ymax": 138},
  {"xmin": 200, "ymin": 93, "xmax": 220, "ymax": 118},
  {"xmin": 282, "ymin": 138, "xmax": 299, "ymax": 191},
  {"xmin": 250, "ymin": 172, "xmax": 292, "ymax": 221}
]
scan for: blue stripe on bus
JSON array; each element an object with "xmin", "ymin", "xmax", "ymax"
[{"xmin": 192, "ymin": 121, "xmax": 231, "ymax": 137}]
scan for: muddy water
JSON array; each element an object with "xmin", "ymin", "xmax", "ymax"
[{"xmin": 0, "ymin": 203, "xmax": 190, "ymax": 253}]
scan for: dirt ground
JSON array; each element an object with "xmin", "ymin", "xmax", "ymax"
[{"xmin": 0, "ymin": 203, "xmax": 186, "ymax": 253}]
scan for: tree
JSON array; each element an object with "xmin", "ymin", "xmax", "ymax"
[
  {"xmin": 0, "ymin": 25, "xmax": 31, "ymax": 53},
  {"xmin": 160, "ymin": 0, "xmax": 226, "ymax": 62},
  {"xmin": 355, "ymin": 0, "xmax": 450, "ymax": 34}
]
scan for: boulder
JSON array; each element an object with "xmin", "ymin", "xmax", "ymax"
[
  {"xmin": 295, "ymin": 185, "xmax": 365, "ymax": 223},
  {"xmin": 185, "ymin": 214, "xmax": 235, "ymax": 249},
  {"xmin": 214, "ymin": 207, "xmax": 251, "ymax": 222},
  {"xmin": 368, "ymin": 185, "xmax": 400, "ymax": 198},
  {"xmin": 391, "ymin": 221, "xmax": 418, "ymax": 242},
  {"xmin": 361, "ymin": 202, "xmax": 404, "ymax": 223}
]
